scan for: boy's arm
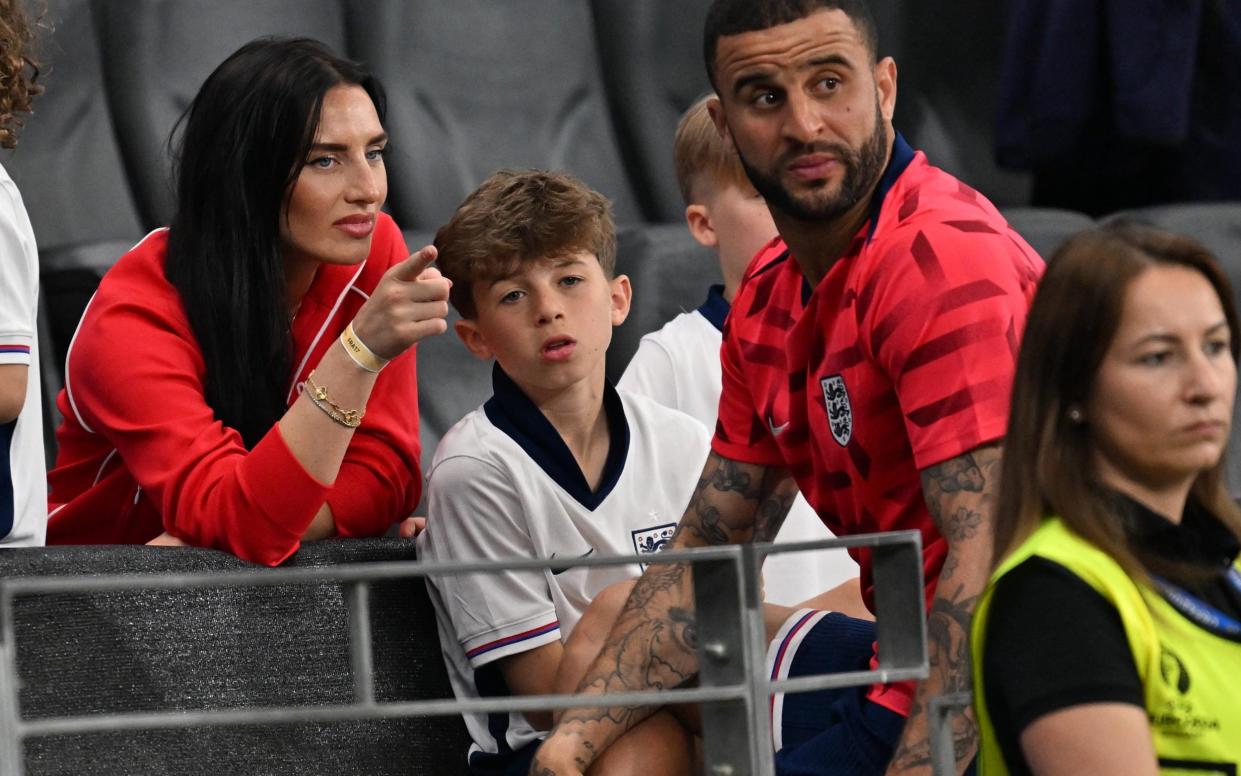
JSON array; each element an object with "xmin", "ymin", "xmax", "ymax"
[
  {"xmin": 531, "ymin": 451, "xmax": 798, "ymax": 775},
  {"xmin": 499, "ymin": 642, "xmax": 565, "ymax": 730}
]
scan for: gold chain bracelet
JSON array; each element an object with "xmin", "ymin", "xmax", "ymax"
[{"xmin": 304, "ymin": 371, "xmax": 364, "ymax": 428}]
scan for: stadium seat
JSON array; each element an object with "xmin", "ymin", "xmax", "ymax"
[
  {"xmin": 889, "ymin": 1, "xmax": 1032, "ymax": 208},
  {"xmin": 588, "ymin": 0, "xmax": 715, "ymax": 223},
  {"xmin": 92, "ymin": 0, "xmax": 349, "ymax": 229},
  {"xmin": 609, "ymin": 222, "xmax": 719, "ymax": 381},
  {"xmin": 1001, "ymin": 207, "xmax": 1095, "ymax": 261},
  {"xmin": 345, "ymin": 0, "xmax": 642, "ymax": 232},
  {"xmin": 2, "ymin": 0, "xmax": 144, "ymax": 254},
  {"xmin": 0, "ymin": 540, "xmax": 471, "ymax": 775}
]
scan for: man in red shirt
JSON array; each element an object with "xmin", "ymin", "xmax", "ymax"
[{"xmin": 532, "ymin": 1, "xmax": 1041, "ymax": 774}]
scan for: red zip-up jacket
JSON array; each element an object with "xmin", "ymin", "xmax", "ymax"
[{"xmin": 47, "ymin": 213, "xmax": 421, "ymax": 565}]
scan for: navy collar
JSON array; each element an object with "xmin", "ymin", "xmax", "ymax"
[
  {"xmin": 697, "ymin": 285, "xmax": 730, "ymax": 332},
  {"xmin": 865, "ymin": 131, "xmax": 916, "ymax": 244},
  {"xmin": 483, "ymin": 364, "xmax": 630, "ymax": 510}
]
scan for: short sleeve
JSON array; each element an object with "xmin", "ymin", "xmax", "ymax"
[
  {"xmin": 618, "ymin": 335, "xmax": 680, "ymax": 410},
  {"xmin": 982, "ymin": 557, "xmax": 1143, "ymax": 768},
  {"xmin": 0, "ymin": 180, "xmax": 36, "ymax": 366},
  {"xmin": 711, "ymin": 313, "xmax": 784, "ymax": 466},
  {"xmin": 420, "ymin": 453, "xmax": 560, "ymax": 668},
  {"xmin": 865, "ymin": 222, "xmax": 1038, "ymax": 469}
]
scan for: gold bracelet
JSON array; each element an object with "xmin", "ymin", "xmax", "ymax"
[
  {"xmin": 339, "ymin": 322, "xmax": 388, "ymax": 373},
  {"xmin": 304, "ymin": 370, "xmax": 364, "ymax": 428}
]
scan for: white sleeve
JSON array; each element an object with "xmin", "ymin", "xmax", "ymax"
[
  {"xmin": 421, "ymin": 454, "xmax": 561, "ymax": 668},
  {"xmin": 617, "ymin": 335, "xmax": 680, "ymax": 410},
  {"xmin": 0, "ymin": 183, "xmax": 35, "ymax": 367}
]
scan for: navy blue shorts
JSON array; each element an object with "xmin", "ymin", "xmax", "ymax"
[
  {"xmin": 468, "ymin": 738, "xmax": 539, "ymax": 776},
  {"xmin": 766, "ymin": 610, "xmax": 906, "ymax": 776}
]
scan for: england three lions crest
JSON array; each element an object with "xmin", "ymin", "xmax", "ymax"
[{"xmin": 820, "ymin": 374, "xmax": 853, "ymax": 447}]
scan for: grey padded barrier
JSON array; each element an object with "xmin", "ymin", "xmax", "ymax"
[
  {"xmin": 344, "ymin": 0, "xmax": 642, "ymax": 231},
  {"xmin": 588, "ymin": 0, "xmax": 714, "ymax": 223},
  {"xmin": 0, "ymin": 540, "xmax": 471, "ymax": 776},
  {"xmin": 609, "ymin": 222, "xmax": 720, "ymax": 381},
  {"xmin": 1, "ymin": 0, "xmax": 144, "ymax": 253},
  {"xmin": 92, "ymin": 0, "xmax": 349, "ymax": 229},
  {"xmin": 1, "ymin": 534, "xmax": 932, "ymax": 776},
  {"xmin": 1001, "ymin": 207, "xmax": 1096, "ymax": 262}
]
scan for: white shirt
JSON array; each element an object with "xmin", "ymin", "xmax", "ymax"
[
  {"xmin": 0, "ymin": 162, "xmax": 45, "ymax": 546},
  {"xmin": 418, "ymin": 368, "xmax": 709, "ymax": 766},
  {"xmin": 619, "ymin": 286, "xmax": 857, "ymax": 605}
]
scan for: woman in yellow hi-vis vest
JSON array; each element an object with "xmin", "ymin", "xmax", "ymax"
[{"xmin": 972, "ymin": 222, "xmax": 1241, "ymax": 775}]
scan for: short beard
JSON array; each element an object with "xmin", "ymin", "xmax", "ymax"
[{"xmin": 740, "ymin": 102, "xmax": 889, "ymax": 224}]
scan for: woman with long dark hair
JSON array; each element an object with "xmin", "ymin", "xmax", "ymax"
[
  {"xmin": 972, "ymin": 223, "xmax": 1241, "ymax": 774},
  {"xmin": 46, "ymin": 38, "xmax": 449, "ymax": 565}
]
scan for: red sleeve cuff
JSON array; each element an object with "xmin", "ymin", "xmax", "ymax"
[{"xmin": 237, "ymin": 427, "xmax": 331, "ymax": 553}]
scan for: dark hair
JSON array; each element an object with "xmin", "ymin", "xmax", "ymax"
[
  {"xmin": 164, "ymin": 37, "xmax": 386, "ymax": 448},
  {"xmin": 703, "ymin": 0, "xmax": 879, "ymax": 89},
  {"xmin": 995, "ymin": 222, "xmax": 1241, "ymax": 581},
  {"xmin": 434, "ymin": 169, "xmax": 616, "ymax": 319},
  {"xmin": 0, "ymin": 0, "xmax": 43, "ymax": 149}
]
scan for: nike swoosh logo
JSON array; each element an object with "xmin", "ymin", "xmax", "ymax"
[
  {"xmin": 768, "ymin": 417, "xmax": 791, "ymax": 437},
  {"xmin": 549, "ymin": 548, "xmax": 595, "ymax": 575}
]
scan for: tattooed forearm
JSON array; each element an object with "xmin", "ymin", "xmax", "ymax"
[
  {"xmin": 886, "ymin": 445, "xmax": 1002, "ymax": 775},
  {"xmin": 678, "ymin": 453, "xmax": 797, "ymax": 547}
]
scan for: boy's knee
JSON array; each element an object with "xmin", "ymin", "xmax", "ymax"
[{"xmin": 588, "ymin": 710, "xmax": 693, "ymax": 776}]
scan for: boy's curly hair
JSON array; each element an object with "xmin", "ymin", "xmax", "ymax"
[{"xmin": 0, "ymin": 0, "xmax": 43, "ymax": 150}]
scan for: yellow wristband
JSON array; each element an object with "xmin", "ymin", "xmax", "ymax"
[{"xmin": 340, "ymin": 322, "xmax": 388, "ymax": 373}]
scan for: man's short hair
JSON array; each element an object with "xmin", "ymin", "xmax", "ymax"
[
  {"xmin": 674, "ymin": 94, "xmax": 753, "ymax": 207},
  {"xmin": 434, "ymin": 169, "xmax": 617, "ymax": 319},
  {"xmin": 703, "ymin": 0, "xmax": 879, "ymax": 89}
]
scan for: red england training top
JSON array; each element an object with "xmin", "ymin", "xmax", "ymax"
[
  {"xmin": 47, "ymin": 213, "xmax": 422, "ymax": 565},
  {"xmin": 714, "ymin": 136, "xmax": 1043, "ymax": 715}
]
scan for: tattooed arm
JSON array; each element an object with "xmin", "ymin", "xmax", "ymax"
[
  {"xmin": 529, "ymin": 451, "xmax": 798, "ymax": 775},
  {"xmin": 885, "ymin": 443, "xmax": 1002, "ymax": 776}
]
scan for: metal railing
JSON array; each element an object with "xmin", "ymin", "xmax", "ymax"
[{"xmin": 0, "ymin": 531, "xmax": 936, "ymax": 776}]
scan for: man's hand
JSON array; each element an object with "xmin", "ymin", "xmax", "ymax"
[
  {"xmin": 531, "ymin": 452, "xmax": 796, "ymax": 773},
  {"xmin": 885, "ymin": 443, "xmax": 1002, "ymax": 775}
]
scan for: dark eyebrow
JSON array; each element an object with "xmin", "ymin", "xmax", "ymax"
[
  {"xmin": 732, "ymin": 54, "xmax": 854, "ymax": 97},
  {"xmin": 309, "ymin": 132, "xmax": 389, "ymax": 152},
  {"xmin": 807, "ymin": 54, "xmax": 853, "ymax": 71},
  {"xmin": 1134, "ymin": 320, "xmax": 1230, "ymax": 346}
]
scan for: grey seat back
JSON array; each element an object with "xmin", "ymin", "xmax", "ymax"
[
  {"xmin": 1001, "ymin": 207, "xmax": 1096, "ymax": 261},
  {"xmin": 347, "ymin": 0, "xmax": 641, "ymax": 231},
  {"xmin": 589, "ymin": 0, "xmax": 714, "ymax": 223},
  {"xmin": 92, "ymin": 0, "xmax": 348, "ymax": 229},
  {"xmin": 609, "ymin": 223, "xmax": 719, "ymax": 381}
]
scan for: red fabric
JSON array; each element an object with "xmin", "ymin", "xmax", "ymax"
[
  {"xmin": 713, "ymin": 154, "xmax": 1043, "ymax": 714},
  {"xmin": 47, "ymin": 214, "xmax": 421, "ymax": 565}
]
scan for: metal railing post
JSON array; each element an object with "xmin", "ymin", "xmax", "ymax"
[
  {"xmin": 0, "ymin": 590, "xmax": 26, "ymax": 776},
  {"xmin": 930, "ymin": 691, "xmax": 971, "ymax": 776},
  {"xmin": 346, "ymin": 581, "xmax": 376, "ymax": 705},
  {"xmin": 692, "ymin": 548, "xmax": 770, "ymax": 776},
  {"xmin": 870, "ymin": 534, "xmax": 927, "ymax": 675}
]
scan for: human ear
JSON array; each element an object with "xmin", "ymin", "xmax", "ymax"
[
  {"xmin": 454, "ymin": 318, "xmax": 494, "ymax": 361},
  {"xmin": 609, "ymin": 274, "xmax": 632, "ymax": 327},
  {"xmin": 685, "ymin": 204, "xmax": 719, "ymax": 250},
  {"xmin": 875, "ymin": 56, "xmax": 898, "ymax": 121}
]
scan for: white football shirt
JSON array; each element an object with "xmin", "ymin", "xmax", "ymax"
[
  {"xmin": 0, "ymin": 161, "xmax": 45, "ymax": 547},
  {"xmin": 418, "ymin": 367, "xmax": 709, "ymax": 767},
  {"xmin": 619, "ymin": 286, "xmax": 858, "ymax": 605}
]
